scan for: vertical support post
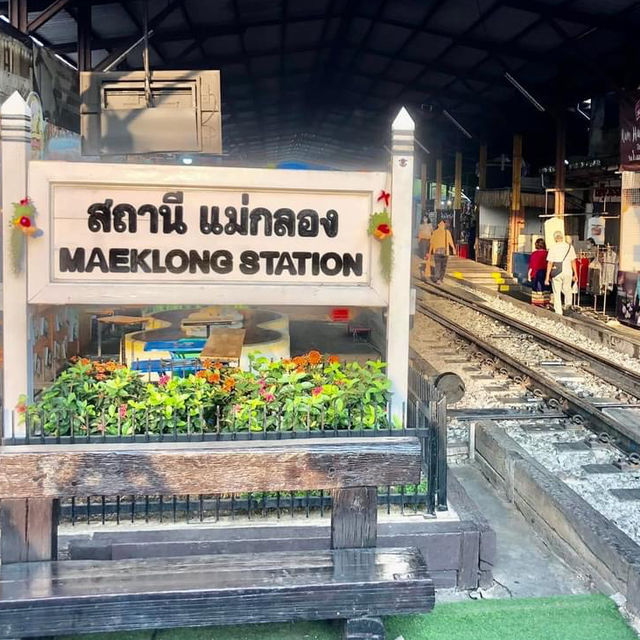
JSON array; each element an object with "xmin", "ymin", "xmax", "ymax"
[
  {"xmin": 9, "ymin": 0, "xmax": 27, "ymax": 31},
  {"xmin": 0, "ymin": 498, "xmax": 59, "ymax": 563},
  {"xmin": 507, "ymin": 134, "xmax": 522, "ymax": 274},
  {"xmin": 478, "ymin": 144, "xmax": 487, "ymax": 190},
  {"xmin": 331, "ymin": 487, "xmax": 377, "ymax": 549},
  {"xmin": 420, "ymin": 161, "xmax": 427, "ymax": 216},
  {"xmin": 454, "ymin": 151, "xmax": 463, "ymax": 247},
  {"xmin": 2, "ymin": 92, "xmax": 31, "ymax": 436},
  {"xmin": 435, "ymin": 158, "xmax": 443, "ymax": 213},
  {"xmin": 388, "ymin": 107, "xmax": 415, "ymax": 421},
  {"xmin": 555, "ymin": 116, "xmax": 566, "ymax": 216},
  {"xmin": 454, "ymin": 151, "xmax": 462, "ymax": 211},
  {"xmin": 77, "ymin": 0, "xmax": 92, "ymax": 72}
]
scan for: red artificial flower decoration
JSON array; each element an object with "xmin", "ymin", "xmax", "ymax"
[
  {"xmin": 19, "ymin": 216, "xmax": 31, "ymax": 228},
  {"xmin": 377, "ymin": 190, "xmax": 391, "ymax": 208},
  {"xmin": 373, "ymin": 222, "xmax": 392, "ymax": 240},
  {"xmin": 19, "ymin": 198, "xmax": 29, "ymax": 206}
]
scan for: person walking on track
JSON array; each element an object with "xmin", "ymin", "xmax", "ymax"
[
  {"xmin": 545, "ymin": 231, "xmax": 578, "ymax": 315},
  {"xmin": 428, "ymin": 220, "xmax": 456, "ymax": 285},
  {"xmin": 417, "ymin": 215, "xmax": 433, "ymax": 258}
]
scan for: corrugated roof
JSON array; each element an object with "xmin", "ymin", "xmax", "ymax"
[{"xmin": 2, "ymin": 0, "xmax": 638, "ymax": 168}]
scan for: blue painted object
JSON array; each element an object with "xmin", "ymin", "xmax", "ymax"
[{"xmin": 513, "ymin": 252, "xmax": 531, "ymax": 285}]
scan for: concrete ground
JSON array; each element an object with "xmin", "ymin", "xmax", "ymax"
[{"xmin": 448, "ymin": 463, "xmax": 593, "ymax": 601}]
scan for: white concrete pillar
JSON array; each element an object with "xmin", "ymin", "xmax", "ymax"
[
  {"xmin": 387, "ymin": 107, "xmax": 415, "ymax": 420},
  {"xmin": 2, "ymin": 92, "xmax": 31, "ymax": 436}
]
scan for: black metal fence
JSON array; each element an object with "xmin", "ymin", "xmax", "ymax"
[{"xmin": 2, "ymin": 364, "xmax": 447, "ymax": 525}]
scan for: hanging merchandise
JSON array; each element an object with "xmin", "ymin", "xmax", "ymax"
[
  {"xmin": 585, "ymin": 215, "xmax": 606, "ymax": 245},
  {"xmin": 368, "ymin": 190, "xmax": 393, "ymax": 282},
  {"xmin": 8, "ymin": 197, "xmax": 43, "ymax": 274},
  {"xmin": 601, "ymin": 246, "xmax": 618, "ymax": 292}
]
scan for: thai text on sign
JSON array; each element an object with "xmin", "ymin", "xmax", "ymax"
[{"xmin": 53, "ymin": 188, "xmax": 371, "ymax": 283}]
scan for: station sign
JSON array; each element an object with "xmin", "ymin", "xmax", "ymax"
[{"xmin": 28, "ymin": 162, "xmax": 388, "ymax": 306}]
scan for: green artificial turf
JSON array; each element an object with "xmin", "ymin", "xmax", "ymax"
[
  {"xmin": 59, "ymin": 594, "xmax": 636, "ymax": 640},
  {"xmin": 387, "ymin": 594, "xmax": 637, "ymax": 640}
]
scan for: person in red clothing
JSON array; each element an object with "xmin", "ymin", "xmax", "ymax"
[{"xmin": 527, "ymin": 238, "xmax": 549, "ymax": 298}]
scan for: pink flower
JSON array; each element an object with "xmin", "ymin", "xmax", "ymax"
[
  {"xmin": 263, "ymin": 393, "xmax": 275, "ymax": 402},
  {"xmin": 158, "ymin": 374, "xmax": 169, "ymax": 386},
  {"xmin": 118, "ymin": 403, "xmax": 127, "ymax": 419},
  {"xmin": 234, "ymin": 404, "xmax": 243, "ymax": 414},
  {"xmin": 258, "ymin": 378, "xmax": 267, "ymax": 389},
  {"xmin": 312, "ymin": 386, "xmax": 323, "ymax": 397}
]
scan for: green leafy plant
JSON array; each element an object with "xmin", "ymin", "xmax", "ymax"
[{"xmin": 28, "ymin": 351, "xmax": 393, "ymax": 436}]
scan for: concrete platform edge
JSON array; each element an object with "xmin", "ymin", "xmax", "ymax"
[
  {"xmin": 445, "ymin": 274, "xmax": 640, "ymax": 359},
  {"xmin": 475, "ymin": 421, "xmax": 640, "ymax": 615},
  {"xmin": 62, "ymin": 501, "xmax": 494, "ymax": 591}
]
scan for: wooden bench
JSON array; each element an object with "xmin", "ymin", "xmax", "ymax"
[{"xmin": 0, "ymin": 437, "xmax": 434, "ymax": 639}]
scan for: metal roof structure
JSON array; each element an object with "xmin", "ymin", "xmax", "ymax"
[{"xmin": 1, "ymin": 0, "xmax": 639, "ymax": 171}]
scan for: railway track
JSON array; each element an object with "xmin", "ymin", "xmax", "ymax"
[{"xmin": 413, "ymin": 279, "xmax": 640, "ymax": 457}]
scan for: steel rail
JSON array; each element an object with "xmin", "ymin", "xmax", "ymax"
[
  {"xmin": 415, "ymin": 279, "xmax": 640, "ymax": 399},
  {"xmin": 417, "ymin": 301, "xmax": 640, "ymax": 455}
]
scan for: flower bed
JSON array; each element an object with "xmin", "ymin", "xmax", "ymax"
[{"xmin": 28, "ymin": 352, "xmax": 393, "ymax": 436}]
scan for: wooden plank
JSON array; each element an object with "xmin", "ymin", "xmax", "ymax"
[
  {"xmin": 0, "ymin": 548, "xmax": 434, "ymax": 637},
  {"xmin": 97, "ymin": 315, "xmax": 151, "ymax": 325},
  {"xmin": 331, "ymin": 487, "xmax": 377, "ymax": 549},
  {"xmin": 0, "ymin": 498, "xmax": 58, "ymax": 564},
  {"xmin": 0, "ymin": 437, "xmax": 421, "ymax": 498},
  {"xmin": 199, "ymin": 328, "xmax": 246, "ymax": 360}
]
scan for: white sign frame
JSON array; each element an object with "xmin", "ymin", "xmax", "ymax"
[{"xmin": 28, "ymin": 162, "xmax": 389, "ymax": 306}]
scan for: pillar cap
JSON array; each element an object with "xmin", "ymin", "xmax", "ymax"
[
  {"xmin": 1, "ymin": 91, "xmax": 30, "ymax": 117},
  {"xmin": 392, "ymin": 106, "xmax": 415, "ymax": 131}
]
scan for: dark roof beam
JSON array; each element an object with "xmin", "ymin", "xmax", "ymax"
[
  {"xmin": 503, "ymin": 0, "xmax": 640, "ymax": 37},
  {"xmin": 26, "ymin": 0, "xmax": 70, "ymax": 33},
  {"xmin": 116, "ymin": 0, "xmax": 167, "ymax": 64},
  {"xmin": 94, "ymin": 0, "xmax": 183, "ymax": 72}
]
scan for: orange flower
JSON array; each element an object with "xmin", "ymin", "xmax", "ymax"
[
  {"xmin": 223, "ymin": 378, "xmax": 236, "ymax": 392},
  {"xmin": 95, "ymin": 373, "xmax": 106, "ymax": 381},
  {"xmin": 373, "ymin": 223, "xmax": 392, "ymax": 240},
  {"xmin": 295, "ymin": 366, "xmax": 305, "ymax": 373},
  {"xmin": 214, "ymin": 362, "xmax": 223, "ymax": 370},
  {"xmin": 293, "ymin": 355, "xmax": 308, "ymax": 368},
  {"xmin": 195, "ymin": 370, "xmax": 208, "ymax": 379},
  {"xmin": 282, "ymin": 358, "xmax": 296, "ymax": 369},
  {"xmin": 207, "ymin": 371, "xmax": 221, "ymax": 384},
  {"xmin": 328, "ymin": 355, "xmax": 340, "ymax": 364},
  {"xmin": 307, "ymin": 350, "xmax": 322, "ymax": 365},
  {"xmin": 105, "ymin": 362, "xmax": 116, "ymax": 372},
  {"xmin": 80, "ymin": 357, "xmax": 91, "ymax": 366}
]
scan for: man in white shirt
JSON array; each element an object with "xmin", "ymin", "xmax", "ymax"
[{"xmin": 545, "ymin": 231, "xmax": 578, "ymax": 315}]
